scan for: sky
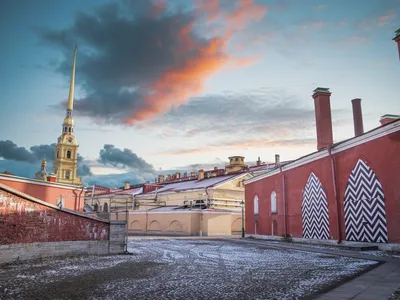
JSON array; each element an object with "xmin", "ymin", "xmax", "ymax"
[{"xmin": 0, "ymin": 0, "xmax": 399, "ymax": 187}]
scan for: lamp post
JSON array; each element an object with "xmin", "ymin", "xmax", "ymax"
[{"xmin": 240, "ymin": 200, "xmax": 245, "ymax": 238}]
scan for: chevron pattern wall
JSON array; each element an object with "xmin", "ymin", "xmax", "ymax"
[
  {"xmin": 344, "ymin": 159, "xmax": 388, "ymax": 243},
  {"xmin": 301, "ymin": 173, "xmax": 330, "ymax": 239}
]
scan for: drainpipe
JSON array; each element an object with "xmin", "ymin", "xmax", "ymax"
[
  {"xmin": 279, "ymin": 165, "xmax": 287, "ymax": 238},
  {"xmin": 205, "ymin": 187, "xmax": 210, "ymax": 209},
  {"xmin": 328, "ymin": 146, "xmax": 342, "ymax": 244}
]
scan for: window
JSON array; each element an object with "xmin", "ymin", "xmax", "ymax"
[
  {"xmin": 65, "ymin": 170, "xmax": 71, "ymax": 179},
  {"xmin": 67, "ymin": 151, "xmax": 71, "ymax": 159},
  {"xmin": 64, "ymin": 127, "xmax": 67, "ymax": 133},
  {"xmin": 271, "ymin": 191, "xmax": 277, "ymax": 213},
  {"xmin": 103, "ymin": 203, "xmax": 109, "ymax": 212},
  {"xmin": 57, "ymin": 151, "xmax": 60, "ymax": 158},
  {"xmin": 94, "ymin": 203, "xmax": 99, "ymax": 211},
  {"xmin": 68, "ymin": 127, "xmax": 71, "ymax": 132},
  {"xmin": 254, "ymin": 195, "xmax": 259, "ymax": 215}
]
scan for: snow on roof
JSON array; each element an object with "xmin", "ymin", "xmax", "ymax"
[
  {"xmin": 93, "ymin": 187, "xmax": 143, "ymax": 198},
  {"xmin": 146, "ymin": 174, "xmax": 245, "ymax": 194}
]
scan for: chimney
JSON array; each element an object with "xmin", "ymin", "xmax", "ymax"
[
  {"xmin": 190, "ymin": 171, "xmax": 195, "ymax": 177},
  {"xmin": 312, "ymin": 87, "xmax": 333, "ymax": 151},
  {"xmin": 176, "ymin": 172, "xmax": 180, "ymax": 179},
  {"xmin": 158, "ymin": 175, "xmax": 164, "ymax": 183},
  {"xmin": 167, "ymin": 175, "xmax": 171, "ymax": 181},
  {"xmin": 214, "ymin": 166, "xmax": 218, "ymax": 170},
  {"xmin": 393, "ymin": 28, "xmax": 400, "ymax": 61},
  {"xmin": 351, "ymin": 98, "xmax": 364, "ymax": 137},
  {"xmin": 198, "ymin": 169, "xmax": 204, "ymax": 180},
  {"xmin": 184, "ymin": 171, "xmax": 187, "ymax": 178},
  {"xmin": 275, "ymin": 154, "xmax": 280, "ymax": 165},
  {"xmin": 256, "ymin": 157, "xmax": 261, "ymax": 166},
  {"xmin": 124, "ymin": 181, "xmax": 130, "ymax": 190}
]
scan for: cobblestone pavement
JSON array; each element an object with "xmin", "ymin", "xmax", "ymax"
[{"xmin": 0, "ymin": 238, "xmax": 379, "ymax": 300}]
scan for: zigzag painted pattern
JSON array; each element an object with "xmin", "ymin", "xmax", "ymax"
[
  {"xmin": 344, "ymin": 159, "xmax": 388, "ymax": 243},
  {"xmin": 301, "ymin": 173, "xmax": 330, "ymax": 239}
]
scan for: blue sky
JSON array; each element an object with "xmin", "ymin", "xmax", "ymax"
[{"xmin": 0, "ymin": 0, "xmax": 399, "ymax": 187}]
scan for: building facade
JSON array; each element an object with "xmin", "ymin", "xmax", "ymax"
[
  {"xmin": 244, "ymin": 87, "xmax": 400, "ymax": 249},
  {"xmin": 0, "ymin": 172, "xmax": 86, "ymax": 211}
]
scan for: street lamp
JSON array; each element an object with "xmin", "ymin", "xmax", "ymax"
[{"xmin": 240, "ymin": 200, "xmax": 245, "ymax": 238}]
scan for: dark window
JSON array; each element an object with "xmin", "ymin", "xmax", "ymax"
[
  {"xmin": 65, "ymin": 170, "xmax": 71, "ymax": 179},
  {"xmin": 68, "ymin": 127, "xmax": 71, "ymax": 132},
  {"xmin": 67, "ymin": 151, "xmax": 71, "ymax": 159},
  {"xmin": 103, "ymin": 203, "xmax": 109, "ymax": 212},
  {"xmin": 235, "ymin": 157, "xmax": 238, "ymax": 161},
  {"xmin": 94, "ymin": 203, "xmax": 99, "ymax": 211},
  {"xmin": 57, "ymin": 151, "xmax": 60, "ymax": 158}
]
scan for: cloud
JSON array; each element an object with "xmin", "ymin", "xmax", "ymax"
[
  {"xmin": 166, "ymin": 138, "xmax": 317, "ymax": 156},
  {"xmin": 356, "ymin": 10, "xmax": 397, "ymax": 30},
  {"xmin": 98, "ymin": 144, "xmax": 154, "ymax": 172},
  {"xmin": 0, "ymin": 140, "xmax": 36, "ymax": 163},
  {"xmin": 334, "ymin": 34, "xmax": 370, "ymax": 45},
  {"xmin": 41, "ymin": 0, "xmax": 266, "ymax": 125},
  {"xmin": 136, "ymin": 87, "xmax": 349, "ymax": 156},
  {"xmin": 0, "ymin": 140, "xmax": 92, "ymax": 177}
]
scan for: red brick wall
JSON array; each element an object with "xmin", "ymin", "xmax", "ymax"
[
  {"xmin": 0, "ymin": 176, "xmax": 84, "ymax": 211},
  {"xmin": 245, "ymin": 131, "xmax": 400, "ymax": 243},
  {"xmin": 0, "ymin": 188, "xmax": 109, "ymax": 245}
]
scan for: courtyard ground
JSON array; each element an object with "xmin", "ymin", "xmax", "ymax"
[{"xmin": 0, "ymin": 238, "xmax": 380, "ymax": 300}]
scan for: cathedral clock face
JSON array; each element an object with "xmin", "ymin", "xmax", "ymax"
[{"xmin": 67, "ymin": 137, "xmax": 73, "ymax": 144}]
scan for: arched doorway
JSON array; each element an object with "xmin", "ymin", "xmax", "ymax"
[
  {"xmin": 103, "ymin": 202, "xmax": 108, "ymax": 212},
  {"xmin": 301, "ymin": 173, "xmax": 330, "ymax": 239},
  {"xmin": 344, "ymin": 160, "xmax": 388, "ymax": 243}
]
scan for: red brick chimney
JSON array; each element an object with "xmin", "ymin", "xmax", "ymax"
[
  {"xmin": 351, "ymin": 98, "xmax": 364, "ymax": 137},
  {"xmin": 312, "ymin": 87, "xmax": 333, "ymax": 151},
  {"xmin": 393, "ymin": 29, "xmax": 400, "ymax": 61}
]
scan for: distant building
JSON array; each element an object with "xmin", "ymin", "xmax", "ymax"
[{"xmin": 0, "ymin": 172, "xmax": 85, "ymax": 211}]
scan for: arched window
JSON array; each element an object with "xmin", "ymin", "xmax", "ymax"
[
  {"xmin": 66, "ymin": 151, "xmax": 71, "ymax": 159},
  {"xmin": 254, "ymin": 195, "xmax": 259, "ymax": 215},
  {"xmin": 103, "ymin": 202, "xmax": 109, "ymax": 212},
  {"xmin": 271, "ymin": 191, "xmax": 277, "ymax": 213},
  {"xmin": 65, "ymin": 170, "xmax": 71, "ymax": 179},
  {"xmin": 68, "ymin": 127, "xmax": 71, "ymax": 132},
  {"xmin": 94, "ymin": 203, "xmax": 99, "ymax": 211}
]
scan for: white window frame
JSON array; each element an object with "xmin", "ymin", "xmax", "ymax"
[
  {"xmin": 271, "ymin": 191, "xmax": 277, "ymax": 214},
  {"xmin": 254, "ymin": 195, "xmax": 259, "ymax": 215}
]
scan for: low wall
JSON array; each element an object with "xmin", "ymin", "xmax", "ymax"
[
  {"xmin": 0, "ymin": 183, "xmax": 126, "ymax": 265},
  {"xmin": 112, "ymin": 210, "xmax": 243, "ymax": 236}
]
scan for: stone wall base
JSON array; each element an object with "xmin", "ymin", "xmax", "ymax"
[
  {"xmin": 246, "ymin": 234, "xmax": 400, "ymax": 251},
  {"xmin": 0, "ymin": 240, "xmax": 111, "ymax": 265}
]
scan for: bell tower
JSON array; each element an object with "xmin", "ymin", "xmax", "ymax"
[{"xmin": 53, "ymin": 45, "xmax": 82, "ymax": 186}]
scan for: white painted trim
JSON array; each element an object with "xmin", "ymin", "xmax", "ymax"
[
  {"xmin": 244, "ymin": 120, "xmax": 400, "ymax": 185},
  {"xmin": 0, "ymin": 173, "xmax": 85, "ymax": 191}
]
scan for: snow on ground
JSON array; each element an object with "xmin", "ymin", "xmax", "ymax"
[{"xmin": 0, "ymin": 238, "xmax": 378, "ymax": 300}]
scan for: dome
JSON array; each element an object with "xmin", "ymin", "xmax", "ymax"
[{"xmin": 63, "ymin": 117, "xmax": 74, "ymax": 126}]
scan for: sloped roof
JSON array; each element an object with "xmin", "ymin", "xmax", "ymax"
[
  {"xmin": 145, "ymin": 173, "xmax": 247, "ymax": 194},
  {"xmin": 91, "ymin": 186, "xmax": 143, "ymax": 199}
]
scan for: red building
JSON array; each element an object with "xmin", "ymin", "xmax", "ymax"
[
  {"xmin": 244, "ymin": 87, "xmax": 400, "ymax": 248},
  {"xmin": 0, "ymin": 173, "xmax": 85, "ymax": 211}
]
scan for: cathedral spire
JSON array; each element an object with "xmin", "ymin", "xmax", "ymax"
[{"xmin": 67, "ymin": 44, "xmax": 78, "ymax": 112}]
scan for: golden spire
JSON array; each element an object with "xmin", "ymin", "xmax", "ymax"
[{"xmin": 67, "ymin": 44, "xmax": 78, "ymax": 112}]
